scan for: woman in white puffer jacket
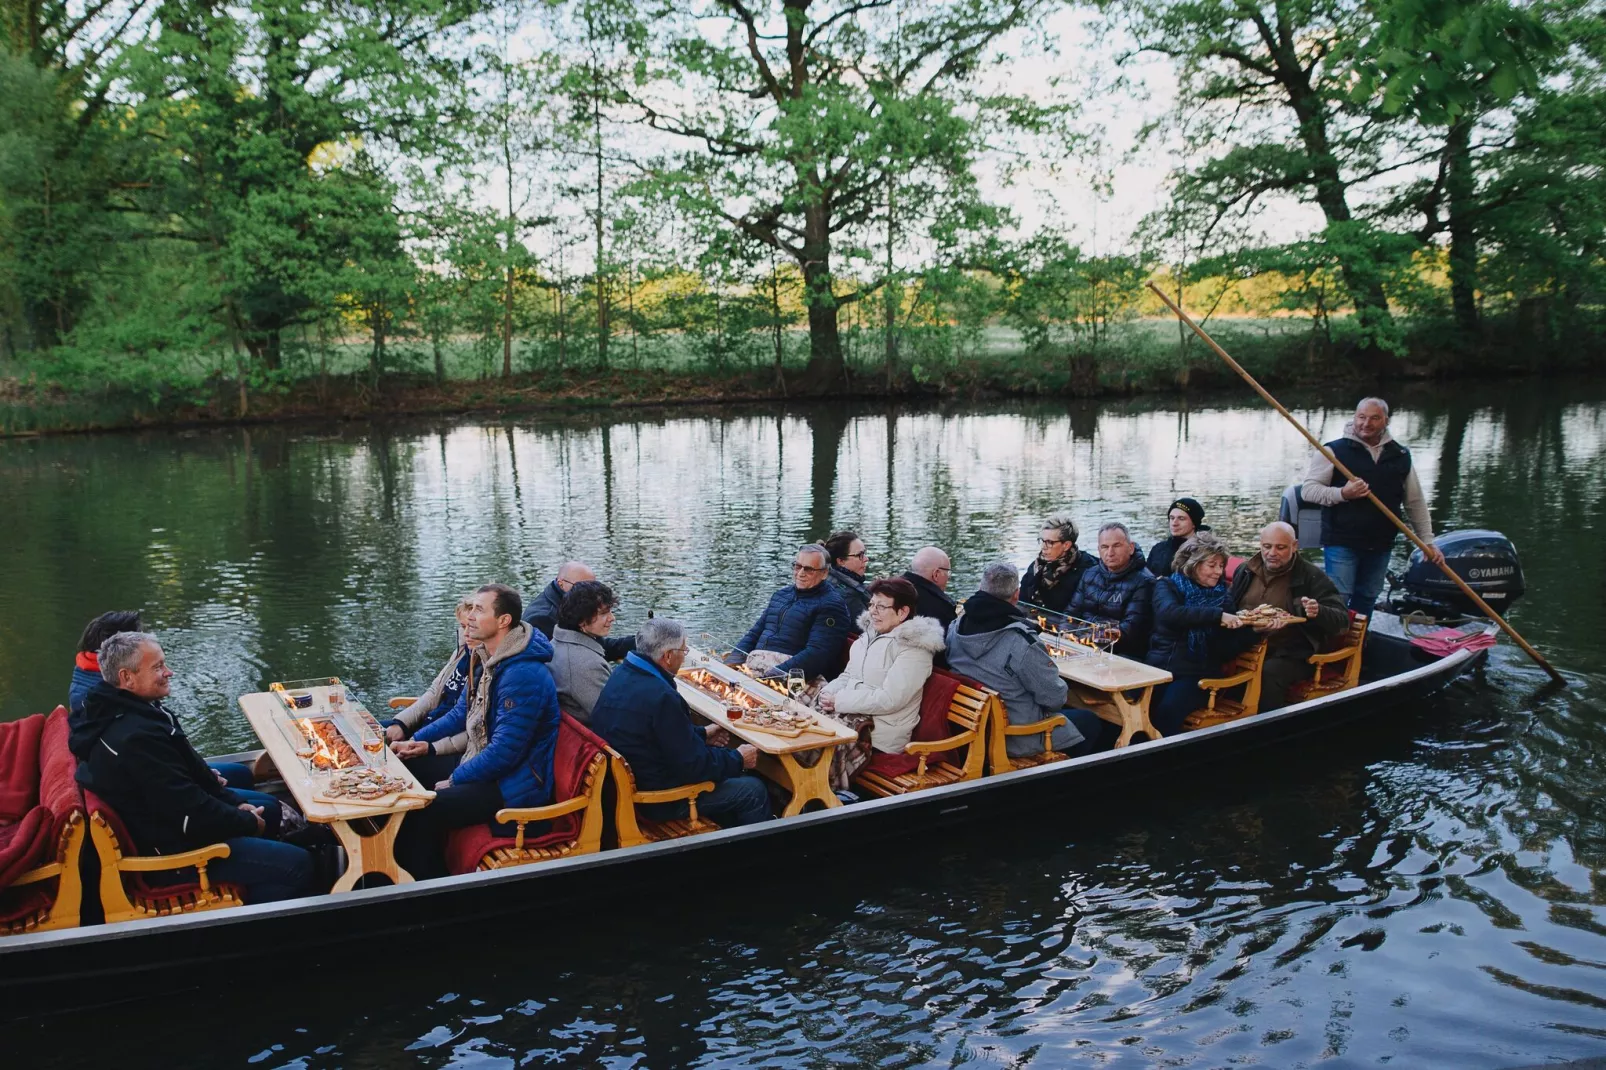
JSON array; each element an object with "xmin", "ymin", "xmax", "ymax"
[{"xmin": 818, "ymin": 578, "xmax": 946, "ymax": 763}]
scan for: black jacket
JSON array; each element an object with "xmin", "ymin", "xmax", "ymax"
[
  {"xmin": 1230, "ymin": 554, "xmax": 1348, "ymax": 654},
  {"xmin": 69, "ymin": 681, "xmax": 257, "ymax": 854},
  {"xmin": 827, "ymin": 564, "xmax": 871, "ymax": 624},
  {"xmin": 1019, "ymin": 550, "xmax": 1096, "ymax": 613},
  {"xmin": 901, "ymin": 571, "xmax": 957, "ymax": 631},
  {"xmin": 1146, "ymin": 575, "xmax": 1257, "ymax": 677},
  {"xmin": 1146, "ymin": 524, "xmax": 1211, "ymax": 578},
  {"xmin": 523, "ymin": 579, "xmax": 636, "ymax": 661}
]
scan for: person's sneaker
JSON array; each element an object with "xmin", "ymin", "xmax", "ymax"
[{"xmin": 834, "ymin": 790, "xmax": 860, "ymax": 805}]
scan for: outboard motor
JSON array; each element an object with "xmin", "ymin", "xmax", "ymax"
[{"xmin": 1388, "ymin": 529, "xmax": 1526, "ymax": 619}]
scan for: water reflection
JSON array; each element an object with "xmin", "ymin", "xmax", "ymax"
[{"xmin": 5, "ymin": 380, "xmax": 1606, "ymax": 1066}]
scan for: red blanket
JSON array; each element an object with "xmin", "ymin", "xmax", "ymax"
[{"xmin": 0, "ymin": 714, "xmax": 49, "ymax": 889}]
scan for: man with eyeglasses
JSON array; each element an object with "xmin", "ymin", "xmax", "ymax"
[
  {"xmin": 523, "ymin": 560, "xmax": 635, "ymax": 660},
  {"xmin": 902, "ymin": 546, "xmax": 958, "ymax": 631},
  {"xmin": 725, "ymin": 544, "xmax": 851, "ymax": 681}
]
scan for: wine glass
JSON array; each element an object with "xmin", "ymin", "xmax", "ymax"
[
  {"xmin": 361, "ymin": 725, "xmax": 386, "ymax": 769},
  {"xmin": 785, "ymin": 669, "xmax": 807, "ymax": 703}
]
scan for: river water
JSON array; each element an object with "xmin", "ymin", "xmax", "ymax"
[{"xmin": 5, "ymin": 380, "xmax": 1606, "ymax": 1067}]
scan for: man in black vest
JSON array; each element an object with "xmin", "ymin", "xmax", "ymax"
[{"xmin": 1302, "ymin": 397, "xmax": 1445, "ymax": 613}]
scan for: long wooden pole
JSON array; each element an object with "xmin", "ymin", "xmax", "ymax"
[{"xmin": 1147, "ymin": 281, "xmax": 1565, "ymax": 686}]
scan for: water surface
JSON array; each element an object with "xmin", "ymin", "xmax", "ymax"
[{"xmin": 4, "ymin": 381, "xmax": 1605, "ymax": 1067}]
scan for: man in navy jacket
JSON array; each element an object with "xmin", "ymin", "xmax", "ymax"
[
  {"xmin": 726, "ymin": 545, "xmax": 850, "ymax": 680},
  {"xmin": 592, "ymin": 617, "xmax": 771, "ymax": 828}
]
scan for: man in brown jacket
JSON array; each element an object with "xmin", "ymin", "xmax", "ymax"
[{"xmin": 1231, "ymin": 522, "xmax": 1348, "ymax": 710}]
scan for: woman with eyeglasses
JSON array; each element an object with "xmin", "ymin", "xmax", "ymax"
[
  {"xmin": 1019, "ymin": 514, "xmax": 1097, "ymax": 613},
  {"xmin": 823, "ymin": 529, "xmax": 871, "ymax": 622}
]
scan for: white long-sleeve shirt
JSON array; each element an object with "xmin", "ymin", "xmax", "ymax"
[{"xmin": 1301, "ymin": 423, "xmax": 1433, "ymax": 540}]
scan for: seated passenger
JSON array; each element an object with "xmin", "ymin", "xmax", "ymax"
[
  {"xmin": 1232, "ymin": 522, "xmax": 1349, "ymax": 711},
  {"xmin": 591, "ymin": 617, "xmax": 770, "ymax": 828},
  {"xmin": 1146, "ymin": 533, "xmax": 1256, "ymax": 734},
  {"xmin": 72, "ymin": 609, "xmax": 257, "ymax": 792},
  {"xmin": 385, "ymin": 595, "xmax": 478, "ymax": 788},
  {"xmin": 1146, "ymin": 498, "xmax": 1208, "ymax": 578},
  {"xmin": 902, "ymin": 546, "xmax": 958, "ymax": 631},
  {"xmin": 1019, "ymin": 514, "xmax": 1096, "ymax": 613},
  {"xmin": 725, "ymin": 544, "xmax": 851, "ymax": 681},
  {"xmin": 523, "ymin": 561, "xmax": 636, "ymax": 660},
  {"xmin": 823, "ymin": 530, "xmax": 871, "ymax": 622},
  {"xmin": 817, "ymin": 578, "xmax": 945, "ymax": 778},
  {"xmin": 945, "ymin": 564, "xmax": 1106, "ymax": 760},
  {"xmin": 1068, "ymin": 522, "xmax": 1156, "ymax": 659},
  {"xmin": 393, "ymin": 584, "xmax": 562, "ymax": 881},
  {"xmin": 69, "ymin": 632, "xmax": 312, "ymax": 903},
  {"xmin": 549, "ymin": 580, "xmax": 618, "ymax": 724}
]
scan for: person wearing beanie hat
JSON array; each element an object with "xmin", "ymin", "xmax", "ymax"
[{"xmin": 1146, "ymin": 498, "xmax": 1210, "ymax": 578}]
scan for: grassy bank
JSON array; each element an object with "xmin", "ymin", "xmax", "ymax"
[{"xmin": 3, "ymin": 316, "xmax": 1599, "ymax": 436}]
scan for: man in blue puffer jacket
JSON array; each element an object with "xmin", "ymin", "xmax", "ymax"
[
  {"xmin": 725, "ymin": 544, "xmax": 851, "ymax": 680},
  {"xmin": 392, "ymin": 583, "xmax": 560, "ymax": 880},
  {"xmin": 1068, "ymin": 522, "xmax": 1156, "ymax": 660}
]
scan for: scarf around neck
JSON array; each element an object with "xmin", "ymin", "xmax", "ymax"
[{"xmin": 1168, "ymin": 571, "xmax": 1232, "ymax": 653}]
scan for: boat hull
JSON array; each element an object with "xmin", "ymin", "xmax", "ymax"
[{"xmin": 0, "ymin": 623, "xmax": 1490, "ymax": 1012}]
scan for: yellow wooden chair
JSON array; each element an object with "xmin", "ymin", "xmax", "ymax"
[
  {"xmin": 86, "ymin": 790, "xmax": 243, "ymax": 923},
  {"xmin": 854, "ymin": 672, "xmax": 990, "ymax": 797},
  {"xmin": 1182, "ymin": 640, "xmax": 1269, "ymax": 730},
  {"xmin": 608, "ymin": 749, "xmax": 724, "ymax": 849},
  {"xmin": 2, "ymin": 708, "xmax": 89, "ymax": 935},
  {"xmin": 985, "ymin": 694, "xmax": 1069, "ymax": 775},
  {"xmin": 1288, "ymin": 613, "xmax": 1369, "ymax": 704}
]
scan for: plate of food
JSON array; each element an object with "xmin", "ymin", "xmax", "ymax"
[
  {"xmin": 1236, "ymin": 603, "xmax": 1300, "ymax": 627},
  {"xmin": 313, "ymin": 767, "xmax": 432, "ymax": 806}
]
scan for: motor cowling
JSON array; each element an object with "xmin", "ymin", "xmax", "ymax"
[{"xmin": 1389, "ymin": 529, "xmax": 1526, "ymax": 618}]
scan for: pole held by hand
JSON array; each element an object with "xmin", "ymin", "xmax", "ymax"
[{"xmin": 1146, "ymin": 281, "xmax": 1565, "ymax": 686}]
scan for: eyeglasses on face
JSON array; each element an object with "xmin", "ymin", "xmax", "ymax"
[
  {"xmin": 792, "ymin": 562, "xmax": 826, "ymax": 573},
  {"xmin": 1040, "ymin": 538, "xmax": 1067, "ymax": 546}
]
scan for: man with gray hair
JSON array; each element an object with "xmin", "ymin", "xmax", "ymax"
[
  {"xmin": 68, "ymin": 632, "xmax": 314, "ymax": 903},
  {"xmin": 1068, "ymin": 522, "xmax": 1156, "ymax": 659},
  {"xmin": 1303, "ymin": 396, "xmax": 1445, "ymax": 612},
  {"xmin": 946, "ymin": 564, "xmax": 1108, "ymax": 759},
  {"xmin": 591, "ymin": 617, "xmax": 771, "ymax": 828},
  {"xmin": 725, "ymin": 544, "xmax": 850, "ymax": 680}
]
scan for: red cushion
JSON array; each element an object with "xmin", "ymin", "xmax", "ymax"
[
  {"xmin": 0, "ymin": 883, "xmax": 53, "ymax": 928},
  {"xmin": 0, "ymin": 713, "xmax": 45, "ymax": 821},
  {"xmin": 0, "ymin": 809, "xmax": 51, "ymax": 890},
  {"xmin": 444, "ymin": 714, "xmax": 604, "ymax": 876},
  {"xmin": 914, "ymin": 670, "xmax": 964, "ymax": 743},
  {"xmin": 38, "ymin": 707, "xmax": 83, "ymax": 846},
  {"xmin": 1225, "ymin": 555, "xmax": 1246, "ymax": 581}
]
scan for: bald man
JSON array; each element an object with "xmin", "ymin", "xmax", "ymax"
[
  {"xmin": 902, "ymin": 547, "xmax": 957, "ymax": 630},
  {"xmin": 524, "ymin": 562, "xmax": 636, "ymax": 661},
  {"xmin": 1229, "ymin": 522, "xmax": 1348, "ymax": 711}
]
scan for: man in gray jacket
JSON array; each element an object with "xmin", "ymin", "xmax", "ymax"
[{"xmin": 946, "ymin": 564, "xmax": 1108, "ymax": 759}]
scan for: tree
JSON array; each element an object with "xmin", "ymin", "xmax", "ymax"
[{"xmin": 616, "ymin": 0, "xmax": 1063, "ymax": 392}]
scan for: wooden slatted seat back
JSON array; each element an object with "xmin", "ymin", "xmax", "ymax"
[
  {"xmin": 445, "ymin": 714, "xmax": 609, "ymax": 874},
  {"xmin": 606, "ymin": 748, "xmax": 723, "ymax": 850},
  {"xmin": 1, "ymin": 707, "xmax": 88, "ymax": 935},
  {"xmin": 1183, "ymin": 640, "xmax": 1269, "ymax": 730},
  {"xmin": 852, "ymin": 669, "xmax": 990, "ymax": 797},
  {"xmin": 84, "ymin": 788, "xmax": 242, "ymax": 924}
]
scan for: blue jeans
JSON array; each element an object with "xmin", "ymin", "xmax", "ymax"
[
  {"xmin": 1324, "ymin": 545, "xmax": 1392, "ymax": 613},
  {"xmin": 1153, "ymin": 676, "xmax": 1205, "ymax": 736},
  {"xmin": 656, "ymin": 774, "xmax": 771, "ymax": 828},
  {"xmin": 211, "ymin": 761, "xmax": 254, "ymax": 788},
  {"xmin": 209, "ymin": 837, "xmax": 314, "ymax": 903},
  {"xmin": 231, "ymin": 788, "xmax": 284, "ymax": 839}
]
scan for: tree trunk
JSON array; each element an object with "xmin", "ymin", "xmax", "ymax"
[
  {"xmin": 503, "ymin": 262, "xmax": 513, "ymax": 379},
  {"xmin": 1444, "ymin": 114, "xmax": 1481, "ymax": 335},
  {"xmin": 793, "ymin": 204, "xmax": 845, "ymax": 393}
]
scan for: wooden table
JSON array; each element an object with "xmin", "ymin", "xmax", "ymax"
[
  {"xmin": 676, "ymin": 653, "xmax": 859, "ymax": 817},
  {"xmin": 1041, "ymin": 641, "xmax": 1173, "ymax": 748},
  {"xmin": 239, "ymin": 687, "xmax": 434, "ymax": 893}
]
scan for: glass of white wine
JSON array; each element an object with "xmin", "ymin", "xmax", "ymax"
[{"xmin": 785, "ymin": 669, "xmax": 808, "ymax": 704}]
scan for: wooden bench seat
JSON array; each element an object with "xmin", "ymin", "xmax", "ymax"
[
  {"xmin": 1182, "ymin": 640, "xmax": 1269, "ymax": 730},
  {"xmin": 0, "ymin": 708, "xmax": 88, "ymax": 936},
  {"xmin": 85, "ymin": 789, "xmax": 243, "ymax": 924},
  {"xmin": 1288, "ymin": 613, "xmax": 1369, "ymax": 704},
  {"xmin": 853, "ymin": 669, "xmax": 989, "ymax": 797},
  {"xmin": 609, "ymin": 750, "xmax": 723, "ymax": 849}
]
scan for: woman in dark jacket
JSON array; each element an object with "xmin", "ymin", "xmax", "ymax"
[
  {"xmin": 1020, "ymin": 514, "xmax": 1096, "ymax": 613},
  {"xmin": 1146, "ymin": 533, "xmax": 1254, "ymax": 734},
  {"xmin": 823, "ymin": 530, "xmax": 871, "ymax": 623},
  {"xmin": 1146, "ymin": 497, "xmax": 1209, "ymax": 578}
]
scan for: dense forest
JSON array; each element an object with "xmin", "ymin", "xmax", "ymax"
[{"xmin": 1, "ymin": 0, "xmax": 1603, "ymax": 417}]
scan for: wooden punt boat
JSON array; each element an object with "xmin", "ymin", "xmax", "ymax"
[{"xmin": 0, "ymin": 613, "xmax": 1497, "ymax": 1012}]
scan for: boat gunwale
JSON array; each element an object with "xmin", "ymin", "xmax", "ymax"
[{"xmin": 0, "ymin": 623, "xmax": 1495, "ymax": 956}]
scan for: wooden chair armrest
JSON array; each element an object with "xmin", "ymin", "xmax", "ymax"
[
  {"xmin": 1307, "ymin": 645, "xmax": 1359, "ymax": 665},
  {"xmin": 1001, "ymin": 714, "xmax": 1068, "ymax": 736},
  {"xmin": 633, "ymin": 781, "xmax": 717, "ymax": 806},
  {"xmin": 388, "ymin": 697, "xmax": 417, "ymax": 709},
  {"xmin": 495, "ymin": 795, "xmax": 592, "ymax": 848},
  {"xmin": 904, "ymin": 730, "xmax": 978, "ymax": 755},
  {"xmin": 117, "ymin": 843, "xmax": 232, "ymax": 872},
  {"xmin": 1199, "ymin": 669, "xmax": 1255, "ymax": 691},
  {"xmin": 12, "ymin": 861, "xmax": 63, "ymax": 886}
]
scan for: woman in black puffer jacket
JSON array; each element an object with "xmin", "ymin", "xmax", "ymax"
[{"xmin": 1146, "ymin": 533, "xmax": 1256, "ymax": 734}]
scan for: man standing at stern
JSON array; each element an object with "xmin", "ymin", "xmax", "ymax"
[{"xmin": 1302, "ymin": 397, "xmax": 1444, "ymax": 613}]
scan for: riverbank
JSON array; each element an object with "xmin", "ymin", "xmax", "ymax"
[{"xmin": 3, "ymin": 317, "xmax": 1601, "ymax": 436}]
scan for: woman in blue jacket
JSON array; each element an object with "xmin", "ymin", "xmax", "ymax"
[{"xmin": 1146, "ymin": 534, "xmax": 1255, "ymax": 735}]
